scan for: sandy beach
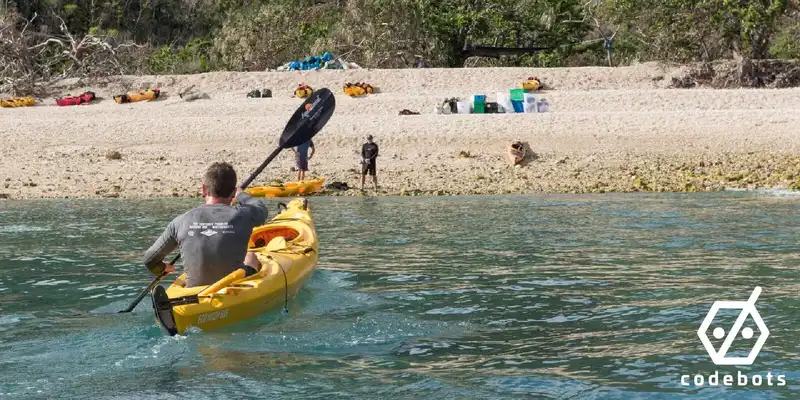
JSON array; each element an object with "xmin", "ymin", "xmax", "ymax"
[{"xmin": 1, "ymin": 63, "xmax": 800, "ymax": 199}]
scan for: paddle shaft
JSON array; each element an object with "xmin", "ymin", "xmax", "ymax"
[
  {"xmin": 119, "ymin": 147, "xmax": 285, "ymax": 314},
  {"xmin": 240, "ymin": 147, "xmax": 282, "ymax": 189},
  {"xmin": 118, "ymin": 253, "xmax": 180, "ymax": 313},
  {"xmin": 118, "ymin": 148, "xmax": 284, "ymax": 314},
  {"xmin": 119, "ymin": 88, "xmax": 334, "ymax": 314}
]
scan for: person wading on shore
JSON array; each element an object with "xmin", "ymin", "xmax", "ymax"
[
  {"xmin": 293, "ymin": 139, "xmax": 315, "ymax": 181},
  {"xmin": 361, "ymin": 135, "xmax": 379, "ymax": 191},
  {"xmin": 142, "ymin": 162, "xmax": 267, "ymax": 288}
]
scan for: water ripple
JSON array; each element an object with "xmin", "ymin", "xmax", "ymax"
[{"xmin": 0, "ymin": 193, "xmax": 798, "ymax": 398}]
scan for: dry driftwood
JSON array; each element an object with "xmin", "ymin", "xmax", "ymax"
[{"xmin": 1, "ymin": 11, "xmax": 142, "ymax": 96}]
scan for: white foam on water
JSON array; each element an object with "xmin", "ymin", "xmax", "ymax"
[
  {"xmin": 50, "ymin": 257, "xmax": 80, "ymax": 263},
  {"xmin": 473, "ymin": 249, "xmax": 519, "ymax": 257},
  {"xmin": 409, "ymin": 347, "xmax": 430, "ymax": 355},
  {"xmin": 425, "ymin": 306, "xmax": 483, "ymax": 315},
  {"xmin": 80, "ymin": 293, "xmax": 106, "ymax": 300},
  {"xmin": 0, "ymin": 314, "xmax": 34, "ymax": 325},
  {"xmin": 379, "ymin": 274, "xmax": 430, "ymax": 282},
  {"xmin": 31, "ymin": 279, "xmax": 73, "ymax": 286},
  {"xmin": 15, "ymin": 257, "xmax": 44, "ymax": 262},
  {"xmin": 518, "ymin": 279, "xmax": 606, "ymax": 286},
  {"xmin": 78, "ymin": 285, "xmax": 109, "ymax": 291},
  {"xmin": 383, "ymin": 292, "xmax": 425, "ymax": 301},
  {"xmin": 99, "ymin": 285, "xmax": 138, "ymax": 292},
  {"xmin": 725, "ymin": 187, "xmax": 800, "ymax": 197},
  {"xmin": 0, "ymin": 225, "xmax": 50, "ymax": 233}
]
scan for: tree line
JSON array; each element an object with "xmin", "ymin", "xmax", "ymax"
[{"xmin": 1, "ymin": 0, "xmax": 798, "ymax": 92}]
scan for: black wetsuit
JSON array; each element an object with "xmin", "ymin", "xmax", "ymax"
[{"xmin": 361, "ymin": 142, "xmax": 379, "ymax": 176}]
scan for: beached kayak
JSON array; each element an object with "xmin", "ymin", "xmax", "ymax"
[
  {"xmin": 284, "ymin": 178, "xmax": 326, "ymax": 195},
  {"xmin": 245, "ymin": 178, "xmax": 326, "ymax": 198},
  {"xmin": 151, "ymin": 198, "xmax": 319, "ymax": 335}
]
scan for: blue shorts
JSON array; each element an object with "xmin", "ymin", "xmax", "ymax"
[{"xmin": 296, "ymin": 155, "xmax": 308, "ymax": 171}]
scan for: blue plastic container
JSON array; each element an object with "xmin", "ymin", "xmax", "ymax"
[{"xmin": 511, "ymin": 100, "xmax": 524, "ymax": 113}]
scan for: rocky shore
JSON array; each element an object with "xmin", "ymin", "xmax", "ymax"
[{"xmin": 1, "ymin": 63, "xmax": 799, "ymax": 200}]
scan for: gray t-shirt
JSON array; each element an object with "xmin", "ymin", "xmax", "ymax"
[{"xmin": 143, "ymin": 192, "xmax": 268, "ymax": 287}]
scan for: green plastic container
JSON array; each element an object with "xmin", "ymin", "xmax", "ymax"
[
  {"xmin": 473, "ymin": 102, "xmax": 485, "ymax": 114},
  {"xmin": 510, "ymin": 88, "xmax": 525, "ymax": 102}
]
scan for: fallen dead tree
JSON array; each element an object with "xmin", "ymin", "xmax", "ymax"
[
  {"xmin": 0, "ymin": 10, "xmax": 143, "ymax": 96},
  {"xmin": 670, "ymin": 58, "xmax": 800, "ymax": 89}
]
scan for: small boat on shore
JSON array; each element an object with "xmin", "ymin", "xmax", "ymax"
[{"xmin": 245, "ymin": 178, "xmax": 326, "ymax": 198}]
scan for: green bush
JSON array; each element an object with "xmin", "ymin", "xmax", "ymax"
[
  {"xmin": 208, "ymin": 1, "xmax": 343, "ymax": 70},
  {"xmin": 771, "ymin": 24, "xmax": 800, "ymax": 60},
  {"xmin": 148, "ymin": 40, "xmax": 212, "ymax": 75},
  {"xmin": 3, "ymin": 0, "xmax": 800, "ymax": 84}
]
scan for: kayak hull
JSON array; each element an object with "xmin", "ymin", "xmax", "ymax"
[
  {"xmin": 284, "ymin": 178, "xmax": 326, "ymax": 195},
  {"xmin": 246, "ymin": 178, "xmax": 326, "ymax": 198},
  {"xmin": 0, "ymin": 97, "xmax": 36, "ymax": 107},
  {"xmin": 151, "ymin": 198, "xmax": 319, "ymax": 335},
  {"xmin": 245, "ymin": 185, "xmax": 299, "ymax": 198}
]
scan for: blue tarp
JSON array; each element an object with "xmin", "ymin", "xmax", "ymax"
[{"xmin": 287, "ymin": 52, "xmax": 335, "ymax": 71}]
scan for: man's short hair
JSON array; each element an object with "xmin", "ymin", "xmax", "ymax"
[{"xmin": 203, "ymin": 162, "xmax": 237, "ymax": 198}]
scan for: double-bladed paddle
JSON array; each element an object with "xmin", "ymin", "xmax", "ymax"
[{"xmin": 118, "ymin": 88, "xmax": 336, "ymax": 313}]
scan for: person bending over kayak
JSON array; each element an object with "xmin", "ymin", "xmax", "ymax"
[
  {"xmin": 142, "ymin": 162, "xmax": 268, "ymax": 288},
  {"xmin": 360, "ymin": 135, "xmax": 379, "ymax": 191},
  {"xmin": 293, "ymin": 139, "xmax": 315, "ymax": 181}
]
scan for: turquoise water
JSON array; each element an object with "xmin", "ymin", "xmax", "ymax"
[{"xmin": 0, "ymin": 192, "xmax": 799, "ymax": 399}]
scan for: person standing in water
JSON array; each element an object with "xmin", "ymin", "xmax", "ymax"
[
  {"xmin": 360, "ymin": 135, "xmax": 379, "ymax": 191},
  {"xmin": 293, "ymin": 139, "xmax": 315, "ymax": 181}
]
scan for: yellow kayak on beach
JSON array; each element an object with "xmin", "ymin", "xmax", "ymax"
[
  {"xmin": 285, "ymin": 178, "xmax": 326, "ymax": 194},
  {"xmin": 0, "ymin": 96, "xmax": 36, "ymax": 107},
  {"xmin": 151, "ymin": 198, "xmax": 319, "ymax": 335},
  {"xmin": 245, "ymin": 178, "xmax": 326, "ymax": 198}
]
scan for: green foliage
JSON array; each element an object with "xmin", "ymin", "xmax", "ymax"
[
  {"xmin": 771, "ymin": 23, "xmax": 800, "ymax": 59},
  {"xmin": 149, "ymin": 40, "xmax": 213, "ymax": 74},
  {"xmin": 593, "ymin": 0, "xmax": 793, "ymax": 62},
  {"xmin": 209, "ymin": 0, "xmax": 320, "ymax": 70},
  {"xmin": 3, "ymin": 0, "xmax": 800, "ymax": 80},
  {"xmin": 63, "ymin": 4, "xmax": 78, "ymax": 15}
]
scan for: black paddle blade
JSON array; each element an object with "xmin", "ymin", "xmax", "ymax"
[
  {"xmin": 151, "ymin": 285, "xmax": 178, "ymax": 336},
  {"xmin": 280, "ymin": 88, "xmax": 336, "ymax": 149},
  {"xmin": 238, "ymin": 88, "xmax": 337, "ymax": 190}
]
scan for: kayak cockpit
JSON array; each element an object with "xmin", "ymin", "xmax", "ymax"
[{"xmin": 248, "ymin": 226, "xmax": 299, "ymax": 249}]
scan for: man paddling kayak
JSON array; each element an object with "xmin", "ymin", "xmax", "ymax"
[{"xmin": 142, "ymin": 162, "xmax": 267, "ymax": 287}]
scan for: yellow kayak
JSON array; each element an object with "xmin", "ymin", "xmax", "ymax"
[
  {"xmin": 0, "ymin": 97, "xmax": 36, "ymax": 107},
  {"xmin": 245, "ymin": 184, "xmax": 298, "ymax": 198},
  {"xmin": 151, "ymin": 198, "xmax": 319, "ymax": 335},
  {"xmin": 245, "ymin": 178, "xmax": 326, "ymax": 198},
  {"xmin": 284, "ymin": 178, "xmax": 326, "ymax": 195}
]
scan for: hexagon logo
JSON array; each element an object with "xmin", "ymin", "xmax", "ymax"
[{"xmin": 697, "ymin": 286, "xmax": 769, "ymax": 366}]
